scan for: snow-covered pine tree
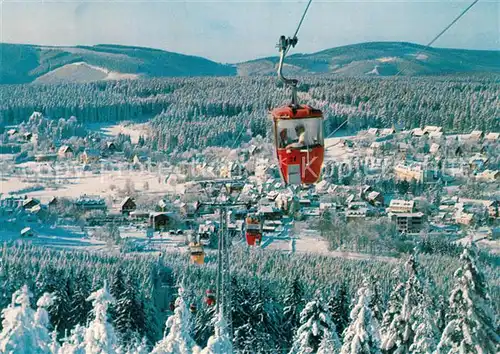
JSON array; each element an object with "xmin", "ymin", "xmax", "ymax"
[
  {"xmin": 0, "ymin": 285, "xmax": 52, "ymax": 353},
  {"xmin": 83, "ymin": 281, "xmax": 121, "ymax": 354},
  {"xmin": 201, "ymin": 311, "xmax": 233, "ymax": 354},
  {"xmin": 68, "ymin": 271, "xmax": 92, "ymax": 330},
  {"xmin": 112, "ymin": 271, "xmax": 146, "ymax": 343},
  {"xmin": 329, "ymin": 282, "xmax": 350, "ymax": 337},
  {"xmin": 35, "ymin": 292, "xmax": 57, "ymax": 353},
  {"xmin": 59, "ymin": 324, "xmax": 86, "ymax": 354},
  {"xmin": 379, "ymin": 283, "xmax": 404, "ymax": 341},
  {"xmin": 231, "ymin": 277, "xmax": 254, "ymax": 352},
  {"xmin": 340, "ymin": 284, "xmax": 380, "ymax": 354},
  {"xmin": 151, "ymin": 286, "xmax": 200, "ymax": 354},
  {"xmin": 125, "ymin": 336, "xmax": 150, "ymax": 354},
  {"xmin": 289, "ymin": 291, "xmax": 341, "ymax": 354},
  {"xmin": 317, "ymin": 329, "xmax": 341, "ymax": 354},
  {"xmin": 408, "ymin": 299, "xmax": 439, "ymax": 354},
  {"xmin": 194, "ymin": 302, "xmax": 216, "ymax": 347},
  {"xmin": 437, "ymin": 245, "xmax": 499, "ymax": 353},
  {"xmin": 283, "ymin": 276, "xmax": 305, "ymax": 346},
  {"xmin": 381, "ymin": 256, "xmax": 425, "ymax": 353},
  {"xmin": 49, "ymin": 276, "xmax": 73, "ymax": 339},
  {"xmin": 369, "ymin": 278, "xmax": 383, "ymax": 323},
  {"xmin": 49, "ymin": 330, "xmax": 60, "ymax": 354}
]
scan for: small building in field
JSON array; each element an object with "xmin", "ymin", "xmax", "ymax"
[
  {"xmin": 22, "ymin": 197, "xmax": 40, "ymax": 210},
  {"xmin": 23, "ymin": 132, "xmax": 33, "ymax": 141},
  {"xmin": 80, "ymin": 149, "xmax": 100, "ymax": 164},
  {"xmin": 20, "ymin": 227, "xmax": 35, "ymax": 238},
  {"xmin": 149, "ymin": 212, "xmax": 175, "ymax": 230},
  {"xmin": 119, "ymin": 197, "xmax": 136, "ymax": 215},
  {"xmin": 58, "ymin": 145, "xmax": 74, "ymax": 159}
]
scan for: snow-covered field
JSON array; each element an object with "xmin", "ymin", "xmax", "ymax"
[
  {"xmin": 95, "ymin": 122, "xmax": 150, "ymax": 144},
  {"xmin": 2, "ymin": 161, "xmax": 174, "ymax": 201}
]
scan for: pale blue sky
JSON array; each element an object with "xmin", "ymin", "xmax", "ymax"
[{"xmin": 0, "ymin": 0, "xmax": 498, "ymax": 63}]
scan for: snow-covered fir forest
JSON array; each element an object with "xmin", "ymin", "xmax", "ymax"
[
  {"xmin": 1, "ymin": 76, "xmax": 499, "ymax": 152},
  {"xmin": 0, "ymin": 241, "xmax": 498, "ymax": 353}
]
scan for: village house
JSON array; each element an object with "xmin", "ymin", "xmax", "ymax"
[
  {"xmin": 459, "ymin": 199, "xmax": 499, "ymax": 219},
  {"xmin": 22, "ymin": 197, "xmax": 40, "ymax": 210},
  {"xmin": 258, "ymin": 205, "xmax": 282, "ymax": 221},
  {"xmin": 388, "ymin": 212, "xmax": 425, "ymax": 233},
  {"xmin": 158, "ymin": 199, "xmax": 169, "ymax": 212},
  {"xmin": 149, "ymin": 212, "xmax": 176, "ymax": 230},
  {"xmin": 475, "ymin": 170, "xmax": 499, "ymax": 182},
  {"xmin": 366, "ymin": 191, "xmax": 384, "ymax": 206},
  {"xmin": 48, "ymin": 197, "xmax": 58, "ymax": 210},
  {"xmin": 80, "ymin": 149, "xmax": 100, "ymax": 164},
  {"xmin": 20, "ymin": 227, "xmax": 35, "ymax": 238},
  {"xmin": 429, "ymin": 131, "xmax": 443, "ymax": 139},
  {"xmin": 368, "ymin": 141, "xmax": 384, "ymax": 156},
  {"xmin": 423, "ymin": 126, "xmax": 443, "ymax": 135},
  {"xmin": 380, "ymin": 128, "xmax": 396, "ymax": 137},
  {"xmin": 484, "ymin": 132, "xmax": 499, "ymax": 141},
  {"xmin": 346, "ymin": 207, "xmax": 368, "ymax": 222},
  {"xmin": 469, "ymin": 155, "xmax": 488, "ymax": 171},
  {"xmin": 74, "ymin": 195, "xmax": 107, "ymax": 211},
  {"xmin": 23, "ymin": 132, "xmax": 33, "ymax": 141},
  {"xmin": 58, "ymin": 145, "xmax": 74, "ymax": 159},
  {"xmin": 469, "ymin": 130, "xmax": 484, "ymax": 141},
  {"xmin": 394, "ymin": 163, "xmax": 435, "ymax": 183},
  {"xmin": 412, "ymin": 128, "xmax": 425, "ymax": 137},
  {"xmin": 430, "ymin": 143, "xmax": 441, "ymax": 154},
  {"xmin": 119, "ymin": 197, "xmax": 136, "ymax": 215},
  {"xmin": 388, "ymin": 199, "xmax": 415, "ymax": 213},
  {"xmin": 455, "ymin": 212, "xmax": 475, "ymax": 226}
]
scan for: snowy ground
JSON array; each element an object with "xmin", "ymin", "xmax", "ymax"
[
  {"xmin": 262, "ymin": 227, "xmax": 398, "ymax": 263},
  {"xmin": 454, "ymin": 234, "xmax": 500, "ymax": 255},
  {"xmin": 1, "ymin": 160, "xmax": 176, "ymax": 202},
  {"xmin": 89, "ymin": 121, "xmax": 150, "ymax": 144}
]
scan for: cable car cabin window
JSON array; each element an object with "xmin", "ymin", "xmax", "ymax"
[{"xmin": 277, "ymin": 118, "xmax": 323, "ymax": 149}]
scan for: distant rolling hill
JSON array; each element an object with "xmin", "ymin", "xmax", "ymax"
[
  {"xmin": 237, "ymin": 42, "xmax": 500, "ymax": 77},
  {"xmin": 0, "ymin": 43, "xmax": 236, "ymax": 84},
  {"xmin": 0, "ymin": 42, "xmax": 499, "ymax": 84}
]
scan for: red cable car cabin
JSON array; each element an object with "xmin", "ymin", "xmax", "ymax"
[
  {"xmin": 205, "ymin": 289, "xmax": 216, "ymax": 306},
  {"xmin": 271, "ymin": 105, "xmax": 324, "ymax": 185},
  {"xmin": 245, "ymin": 215, "xmax": 262, "ymax": 246}
]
